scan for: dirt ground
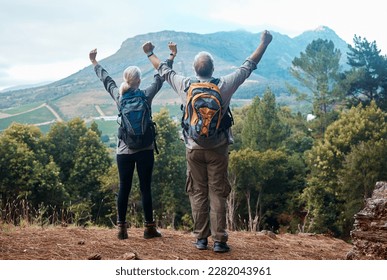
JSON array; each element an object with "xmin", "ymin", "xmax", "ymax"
[{"xmin": 0, "ymin": 225, "xmax": 353, "ymax": 260}]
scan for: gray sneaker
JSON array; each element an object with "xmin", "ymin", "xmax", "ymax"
[
  {"xmin": 195, "ymin": 238, "xmax": 208, "ymax": 250},
  {"xmin": 213, "ymin": 241, "xmax": 230, "ymax": 253}
]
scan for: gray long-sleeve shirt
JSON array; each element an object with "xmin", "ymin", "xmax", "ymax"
[{"xmin": 157, "ymin": 58, "xmax": 258, "ymax": 149}]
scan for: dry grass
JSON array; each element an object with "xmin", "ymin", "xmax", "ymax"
[{"xmin": 0, "ymin": 225, "xmax": 352, "ymax": 260}]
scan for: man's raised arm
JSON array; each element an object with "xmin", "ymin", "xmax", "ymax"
[
  {"xmin": 142, "ymin": 41, "xmax": 177, "ymax": 69},
  {"xmin": 249, "ymin": 30, "xmax": 273, "ymax": 64}
]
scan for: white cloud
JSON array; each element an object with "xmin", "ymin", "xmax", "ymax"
[
  {"xmin": 210, "ymin": 0, "xmax": 386, "ymax": 46},
  {"xmin": 1, "ymin": 0, "xmax": 386, "ymax": 90}
]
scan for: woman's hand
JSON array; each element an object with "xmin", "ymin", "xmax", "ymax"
[{"xmin": 89, "ymin": 49, "xmax": 98, "ymax": 65}]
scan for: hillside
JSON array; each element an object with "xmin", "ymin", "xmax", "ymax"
[
  {"xmin": 0, "ymin": 225, "xmax": 352, "ymax": 260},
  {"xmin": 0, "ymin": 26, "xmax": 349, "ymax": 121}
]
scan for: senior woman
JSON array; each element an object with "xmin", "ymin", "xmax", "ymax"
[{"xmin": 89, "ymin": 45, "xmax": 176, "ymax": 239}]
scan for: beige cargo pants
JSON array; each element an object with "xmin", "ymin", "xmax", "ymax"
[{"xmin": 185, "ymin": 144, "xmax": 231, "ymax": 243}]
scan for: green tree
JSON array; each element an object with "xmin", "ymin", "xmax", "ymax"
[
  {"xmin": 279, "ymin": 108, "xmax": 314, "ymax": 154},
  {"xmin": 68, "ymin": 129, "xmax": 112, "ymax": 223},
  {"xmin": 69, "ymin": 130, "xmax": 112, "ymax": 199},
  {"xmin": 89, "ymin": 121, "xmax": 102, "ymax": 137},
  {"xmin": 95, "ymin": 164, "xmax": 119, "ymax": 226},
  {"xmin": 44, "ymin": 118, "xmax": 112, "ymax": 225},
  {"xmin": 338, "ymin": 140, "xmax": 387, "ymax": 234},
  {"xmin": 45, "ymin": 118, "xmax": 88, "ymax": 185},
  {"xmin": 229, "ymin": 148, "xmax": 289, "ymax": 231},
  {"xmin": 289, "ymin": 39, "xmax": 343, "ymax": 136},
  {"xmin": 29, "ymin": 159, "xmax": 65, "ymax": 209},
  {"xmin": 0, "ymin": 131, "xmax": 35, "ymax": 205},
  {"xmin": 341, "ymin": 35, "xmax": 387, "ymax": 110},
  {"xmin": 241, "ymin": 89, "xmax": 289, "ymax": 151},
  {"xmin": 229, "ymin": 149, "xmax": 260, "ymax": 231},
  {"xmin": 303, "ymin": 101, "xmax": 387, "ymax": 236},
  {"xmin": 151, "ymin": 108, "xmax": 187, "ymax": 228},
  {"xmin": 235, "ymin": 91, "xmax": 310, "ymax": 232},
  {"xmin": 228, "ymin": 106, "xmax": 245, "ymax": 151},
  {"xmin": 0, "ymin": 123, "xmax": 66, "ymax": 223}
]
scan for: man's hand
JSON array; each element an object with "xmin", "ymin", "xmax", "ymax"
[
  {"xmin": 168, "ymin": 42, "xmax": 177, "ymax": 56},
  {"xmin": 142, "ymin": 41, "xmax": 155, "ymax": 55},
  {"xmin": 249, "ymin": 30, "xmax": 273, "ymax": 64},
  {"xmin": 261, "ymin": 30, "xmax": 273, "ymax": 46},
  {"xmin": 89, "ymin": 49, "xmax": 98, "ymax": 65}
]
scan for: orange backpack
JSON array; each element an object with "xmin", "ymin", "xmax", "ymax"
[{"xmin": 181, "ymin": 78, "xmax": 233, "ymax": 147}]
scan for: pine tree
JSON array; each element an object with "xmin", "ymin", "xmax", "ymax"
[
  {"xmin": 289, "ymin": 39, "xmax": 343, "ymax": 136},
  {"xmin": 342, "ymin": 35, "xmax": 387, "ymax": 110},
  {"xmin": 241, "ymin": 88, "xmax": 289, "ymax": 151}
]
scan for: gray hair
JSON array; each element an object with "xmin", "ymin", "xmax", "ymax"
[
  {"xmin": 119, "ymin": 66, "xmax": 142, "ymax": 94},
  {"xmin": 193, "ymin": 51, "xmax": 214, "ymax": 78}
]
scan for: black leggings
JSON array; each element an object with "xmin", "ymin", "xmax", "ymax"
[{"xmin": 116, "ymin": 150, "xmax": 154, "ymax": 223}]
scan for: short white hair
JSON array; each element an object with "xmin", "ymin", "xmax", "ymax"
[{"xmin": 193, "ymin": 51, "xmax": 214, "ymax": 78}]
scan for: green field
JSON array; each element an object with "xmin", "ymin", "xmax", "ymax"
[
  {"xmin": 0, "ymin": 105, "xmax": 56, "ymax": 131},
  {"xmin": 0, "ymin": 101, "xmax": 250, "ymax": 137},
  {"xmin": 90, "ymin": 119, "xmax": 118, "ymax": 136},
  {"xmin": 1, "ymin": 102, "xmax": 43, "ymax": 114}
]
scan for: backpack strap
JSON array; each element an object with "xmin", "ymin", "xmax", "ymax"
[
  {"xmin": 184, "ymin": 78, "xmax": 196, "ymax": 92},
  {"xmin": 210, "ymin": 78, "xmax": 220, "ymax": 85},
  {"xmin": 184, "ymin": 77, "xmax": 220, "ymax": 92},
  {"xmin": 219, "ymin": 106, "xmax": 234, "ymax": 130},
  {"xmin": 153, "ymin": 122, "xmax": 159, "ymax": 155},
  {"xmin": 206, "ymin": 78, "xmax": 233, "ymax": 129}
]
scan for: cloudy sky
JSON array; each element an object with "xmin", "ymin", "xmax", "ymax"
[{"xmin": 1, "ymin": 0, "xmax": 385, "ymax": 91}]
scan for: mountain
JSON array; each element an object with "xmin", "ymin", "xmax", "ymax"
[
  {"xmin": 0, "ymin": 26, "xmax": 350, "ymax": 120},
  {"xmin": 0, "ymin": 81, "xmax": 53, "ymax": 93}
]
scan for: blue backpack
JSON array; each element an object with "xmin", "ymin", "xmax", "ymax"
[{"xmin": 117, "ymin": 89, "xmax": 158, "ymax": 152}]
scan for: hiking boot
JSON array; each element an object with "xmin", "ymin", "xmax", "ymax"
[
  {"xmin": 117, "ymin": 222, "xmax": 128, "ymax": 240},
  {"xmin": 144, "ymin": 221, "xmax": 162, "ymax": 239},
  {"xmin": 213, "ymin": 241, "xmax": 230, "ymax": 253},
  {"xmin": 195, "ymin": 238, "xmax": 208, "ymax": 250}
]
